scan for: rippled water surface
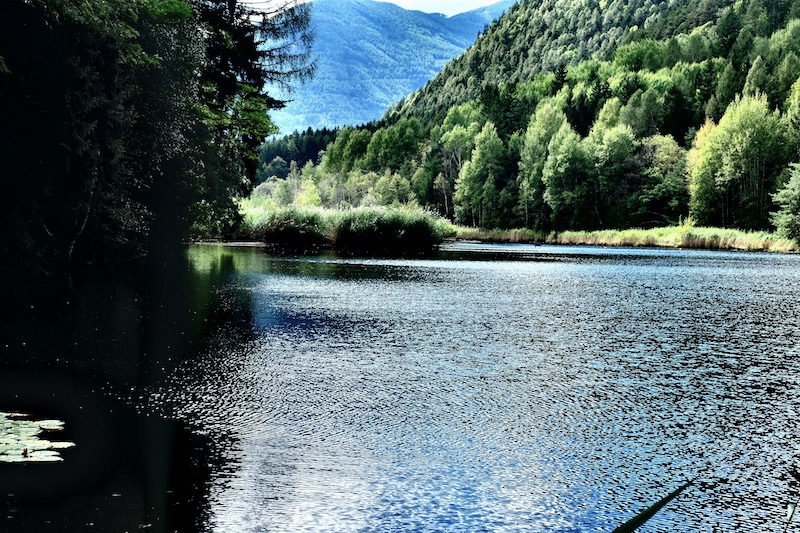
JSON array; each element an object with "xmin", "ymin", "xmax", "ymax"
[{"xmin": 133, "ymin": 243, "xmax": 800, "ymax": 532}]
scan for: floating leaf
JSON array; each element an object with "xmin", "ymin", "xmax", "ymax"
[
  {"xmin": 0, "ymin": 455, "xmax": 29, "ymax": 463},
  {"xmin": 0, "ymin": 411, "xmax": 75, "ymax": 463},
  {"xmin": 47, "ymin": 441, "xmax": 76, "ymax": 450},
  {"xmin": 36, "ymin": 420, "xmax": 65, "ymax": 431}
]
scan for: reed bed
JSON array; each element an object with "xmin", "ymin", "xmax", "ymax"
[
  {"xmin": 239, "ymin": 205, "xmax": 456, "ymax": 254},
  {"xmin": 553, "ymin": 226, "xmax": 798, "ymax": 252},
  {"xmin": 241, "ymin": 205, "xmax": 329, "ymax": 250},
  {"xmin": 240, "ymin": 202, "xmax": 797, "ymax": 254},
  {"xmin": 330, "ymin": 208, "xmax": 456, "ymax": 254},
  {"xmin": 453, "ymin": 224, "xmax": 796, "ymax": 252},
  {"xmin": 454, "ymin": 227, "xmax": 546, "ymax": 243}
]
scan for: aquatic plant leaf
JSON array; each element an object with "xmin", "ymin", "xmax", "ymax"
[
  {"xmin": 0, "ymin": 455, "xmax": 28, "ymax": 463},
  {"xmin": 36, "ymin": 420, "xmax": 65, "ymax": 431},
  {"xmin": 0, "ymin": 412, "xmax": 74, "ymax": 463},
  {"xmin": 612, "ymin": 480, "xmax": 694, "ymax": 532},
  {"xmin": 46, "ymin": 441, "xmax": 76, "ymax": 450}
]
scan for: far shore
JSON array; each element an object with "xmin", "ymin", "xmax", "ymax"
[
  {"xmin": 452, "ymin": 225, "xmax": 799, "ymax": 253},
  {"xmin": 205, "ymin": 224, "xmax": 798, "ymax": 254}
]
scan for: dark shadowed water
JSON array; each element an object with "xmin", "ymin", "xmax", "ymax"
[{"xmin": 3, "ymin": 242, "xmax": 800, "ymax": 532}]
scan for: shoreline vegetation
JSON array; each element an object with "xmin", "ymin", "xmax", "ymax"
[
  {"xmin": 456, "ymin": 224, "xmax": 799, "ymax": 252},
  {"xmin": 238, "ymin": 205, "xmax": 798, "ymax": 254},
  {"xmin": 239, "ymin": 205, "xmax": 456, "ymax": 255}
]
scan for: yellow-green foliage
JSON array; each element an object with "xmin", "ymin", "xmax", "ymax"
[{"xmin": 239, "ymin": 205, "xmax": 329, "ymax": 249}]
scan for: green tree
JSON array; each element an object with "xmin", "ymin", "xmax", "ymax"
[
  {"xmin": 342, "ymin": 130, "xmax": 373, "ymax": 172},
  {"xmin": 772, "ymin": 163, "xmax": 800, "ymax": 240},
  {"xmin": 274, "ymin": 179, "xmax": 295, "ymax": 206},
  {"xmin": 709, "ymin": 63, "xmax": 743, "ymax": 121},
  {"xmin": 777, "ymin": 52, "xmax": 800, "ymax": 108},
  {"xmin": 688, "ymin": 96, "xmax": 787, "ymax": 228},
  {"xmin": 637, "ymin": 135, "xmax": 689, "ymax": 226},
  {"xmin": 262, "ymin": 156, "xmax": 290, "ymax": 179},
  {"xmin": 785, "ymin": 78, "xmax": 800, "ymax": 159},
  {"xmin": 323, "ymin": 127, "xmax": 354, "ymax": 172},
  {"xmin": 518, "ymin": 100, "xmax": 567, "ymax": 229},
  {"xmin": 742, "ymin": 56, "xmax": 771, "ymax": 98},
  {"xmin": 434, "ymin": 173, "xmax": 452, "ymax": 217},
  {"xmin": 295, "ymin": 178, "xmax": 322, "ymax": 207},
  {"xmin": 687, "ymin": 120, "xmax": 723, "ymax": 224},
  {"xmin": 454, "ymin": 122, "xmax": 505, "ymax": 226},
  {"xmin": 715, "ymin": 94, "xmax": 786, "ymax": 228},
  {"xmin": 192, "ymin": 0, "xmax": 314, "ymax": 236},
  {"xmin": 542, "ymin": 122, "xmax": 596, "ymax": 229},
  {"xmin": 0, "ymin": 0, "xmax": 313, "ymax": 271},
  {"xmin": 481, "ymin": 174, "xmax": 502, "ymax": 228},
  {"xmin": 552, "ymin": 64, "xmax": 568, "ymax": 94},
  {"xmin": 592, "ymin": 124, "xmax": 641, "ymax": 228},
  {"xmin": 717, "ymin": 7, "xmax": 743, "ymax": 58},
  {"xmin": 620, "ymin": 88, "xmax": 663, "ymax": 138}
]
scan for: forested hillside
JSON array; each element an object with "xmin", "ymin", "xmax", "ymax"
[
  {"xmin": 387, "ymin": 0, "xmax": 736, "ymax": 124},
  {"xmin": 269, "ymin": 0, "xmax": 515, "ymax": 133},
  {"xmin": 0, "ymin": 0, "xmax": 312, "ymax": 273},
  {"xmin": 256, "ymin": 0, "xmax": 800, "ymax": 240}
]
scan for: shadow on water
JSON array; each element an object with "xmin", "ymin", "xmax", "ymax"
[{"xmin": 0, "ymin": 248, "xmax": 253, "ymax": 532}]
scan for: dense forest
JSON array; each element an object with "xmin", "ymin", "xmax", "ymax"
[
  {"xmin": 0, "ymin": 0, "xmax": 313, "ymax": 273},
  {"xmin": 256, "ymin": 0, "xmax": 800, "ymax": 240}
]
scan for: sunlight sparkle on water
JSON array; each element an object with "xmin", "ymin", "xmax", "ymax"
[{"xmin": 169, "ymin": 244, "xmax": 800, "ymax": 532}]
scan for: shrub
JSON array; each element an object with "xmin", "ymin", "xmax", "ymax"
[
  {"xmin": 330, "ymin": 208, "xmax": 454, "ymax": 255},
  {"xmin": 241, "ymin": 206, "xmax": 329, "ymax": 251},
  {"xmin": 239, "ymin": 204, "xmax": 455, "ymax": 255}
]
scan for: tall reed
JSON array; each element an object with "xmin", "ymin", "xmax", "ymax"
[
  {"xmin": 239, "ymin": 205, "xmax": 456, "ymax": 255},
  {"xmin": 240, "ymin": 206, "xmax": 329, "ymax": 250},
  {"xmin": 329, "ymin": 208, "xmax": 455, "ymax": 255},
  {"xmin": 455, "ymin": 225, "xmax": 797, "ymax": 252}
]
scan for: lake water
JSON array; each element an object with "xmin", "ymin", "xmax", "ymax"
[{"xmin": 3, "ymin": 242, "xmax": 800, "ymax": 532}]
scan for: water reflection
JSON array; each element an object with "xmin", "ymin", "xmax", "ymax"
[
  {"xmin": 166, "ymin": 244, "xmax": 800, "ymax": 532},
  {"xmin": 0, "ymin": 250, "xmax": 239, "ymax": 532}
]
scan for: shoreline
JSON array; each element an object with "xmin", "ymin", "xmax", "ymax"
[
  {"xmin": 452, "ymin": 226, "xmax": 799, "ymax": 253},
  {"xmin": 199, "ymin": 230, "xmax": 798, "ymax": 255}
]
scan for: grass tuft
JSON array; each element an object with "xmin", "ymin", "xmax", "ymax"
[
  {"xmin": 330, "ymin": 208, "xmax": 456, "ymax": 255},
  {"xmin": 454, "ymin": 227, "xmax": 546, "ymax": 243},
  {"xmin": 239, "ymin": 204, "xmax": 455, "ymax": 255},
  {"xmin": 240, "ymin": 206, "xmax": 329, "ymax": 251}
]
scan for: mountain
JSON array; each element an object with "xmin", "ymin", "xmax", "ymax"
[{"xmin": 269, "ymin": 0, "xmax": 516, "ymax": 133}]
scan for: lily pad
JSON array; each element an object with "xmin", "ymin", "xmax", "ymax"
[
  {"xmin": 36, "ymin": 420, "xmax": 65, "ymax": 431},
  {"xmin": 0, "ymin": 411, "xmax": 75, "ymax": 463}
]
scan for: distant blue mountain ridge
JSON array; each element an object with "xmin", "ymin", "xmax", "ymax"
[{"xmin": 270, "ymin": 0, "xmax": 516, "ymax": 134}]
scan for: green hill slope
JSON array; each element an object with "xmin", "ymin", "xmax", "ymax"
[{"xmin": 387, "ymin": 0, "xmax": 736, "ymax": 124}]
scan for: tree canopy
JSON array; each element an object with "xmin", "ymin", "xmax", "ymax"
[{"xmin": 0, "ymin": 0, "xmax": 313, "ymax": 272}]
